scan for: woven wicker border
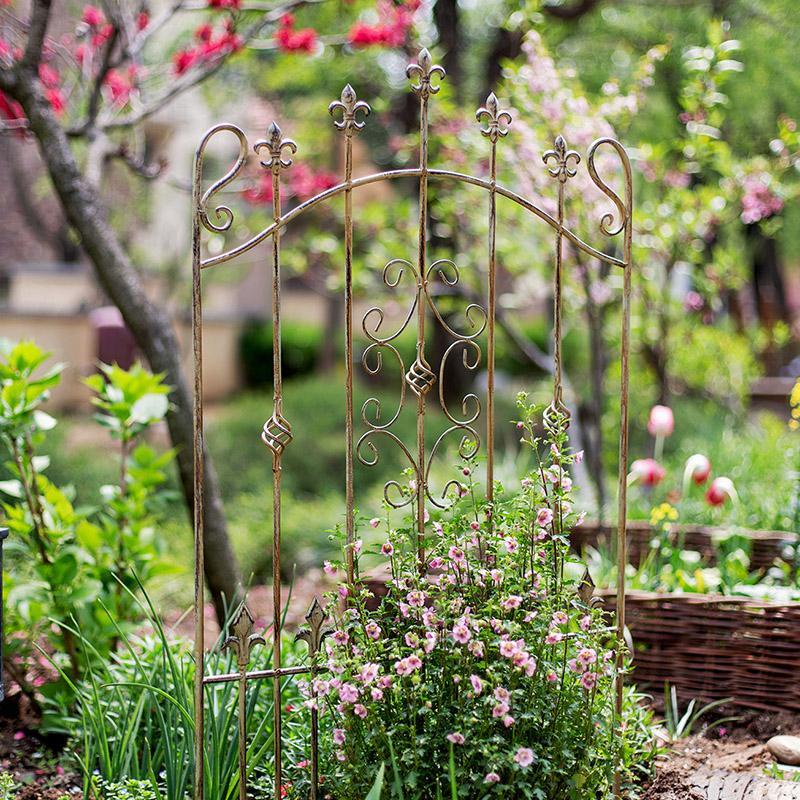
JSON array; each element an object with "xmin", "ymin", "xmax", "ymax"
[
  {"xmin": 574, "ymin": 522, "xmax": 797, "ymax": 572},
  {"xmin": 602, "ymin": 590, "xmax": 800, "ymax": 712}
]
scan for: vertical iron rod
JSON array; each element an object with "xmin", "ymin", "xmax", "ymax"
[{"xmin": 191, "ymin": 147, "xmax": 206, "ymax": 800}]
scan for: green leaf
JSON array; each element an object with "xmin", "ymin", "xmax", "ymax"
[{"xmin": 365, "ymin": 763, "xmax": 385, "ymax": 800}]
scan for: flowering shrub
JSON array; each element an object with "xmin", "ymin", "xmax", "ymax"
[{"xmin": 313, "ymin": 396, "xmax": 655, "ymax": 799}]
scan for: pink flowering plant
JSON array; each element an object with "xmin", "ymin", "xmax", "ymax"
[{"xmin": 310, "ymin": 395, "xmax": 655, "ymax": 799}]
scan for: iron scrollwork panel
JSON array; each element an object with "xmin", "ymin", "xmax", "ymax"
[{"xmin": 191, "ymin": 45, "xmax": 634, "ymax": 800}]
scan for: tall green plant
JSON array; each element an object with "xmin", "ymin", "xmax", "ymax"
[
  {"xmin": 48, "ymin": 582, "xmax": 311, "ymax": 800},
  {"xmin": 0, "ymin": 341, "xmax": 174, "ymax": 704}
]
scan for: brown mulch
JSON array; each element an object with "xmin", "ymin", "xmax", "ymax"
[
  {"xmin": 644, "ymin": 712, "xmax": 800, "ymax": 799},
  {"xmin": 0, "ymin": 694, "xmax": 80, "ymax": 799}
]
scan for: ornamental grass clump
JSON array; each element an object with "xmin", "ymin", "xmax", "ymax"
[{"xmin": 315, "ymin": 395, "xmax": 655, "ymax": 799}]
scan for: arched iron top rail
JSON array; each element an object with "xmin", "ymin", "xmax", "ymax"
[{"xmin": 194, "ymin": 127, "xmax": 633, "ymax": 271}]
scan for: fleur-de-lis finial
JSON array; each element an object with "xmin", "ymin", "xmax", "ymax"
[
  {"xmin": 406, "ymin": 47, "xmax": 446, "ymax": 98},
  {"xmin": 329, "ymin": 84, "xmax": 371, "ymax": 134},
  {"xmin": 543, "ymin": 135, "xmax": 581, "ymax": 183},
  {"xmin": 476, "ymin": 92, "xmax": 513, "ymax": 142},
  {"xmin": 295, "ymin": 597, "xmax": 332, "ymax": 658},
  {"xmin": 254, "ymin": 121, "xmax": 297, "ymax": 173},
  {"xmin": 222, "ymin": 604, "xmax": 266, "ymax": 670}
]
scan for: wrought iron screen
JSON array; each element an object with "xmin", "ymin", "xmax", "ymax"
[{"xmin": 191, "ymin": 49, "xmax": 633, "ymax": 800}]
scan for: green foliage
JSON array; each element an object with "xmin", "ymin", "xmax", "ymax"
[
  {"xmin": 48, "ymin": 583, "xmax": 311, "ymax": 800},
  {"xmin": 318, "ymin": 397, "xmax": 657, "ymax": 799},
  {"xmin": 0, "ymin": 340, "xmax": 175, "ymax": 716},
  {"xmin": 239, "ymin": 320, "xmax": 324, "ymax": 388},
  {"xmin": 662, "ymin": 685, "xmax": 736, "ymax": 740},
  {"xmin": 0, "ymin": 772, "xmax": 15, "ymax": 800},
  {"xmin": 95, "ymin": 779, "xmax": 160, "ymax": 800}
]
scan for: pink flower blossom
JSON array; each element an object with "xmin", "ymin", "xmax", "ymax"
[
  {"xmin": 446, "ymin": 732, "xmax": 465, "ymax": 745},
  {"xmin": 470, "ymin": 674, "xmax": 483, "ymax": 694},
  {"xmin": 706, "ymin": 476, "xmax": 737, "ymax": 507},
  {"xmin": 365, "ymin": 621, "xmax": 381, "ymax": 640},
  {"xmin": 339, "ymin": 683, "xmax": 359, "ymax": 704},
  {"xmin": 629, "ymin": 458, "xmax": 666, "ymax": 487},
  {"xmin": 333, "ymin": 630, "xmax": 349, "ymax": 646},
  {"xmin": 501, "ymin": 595, "xmax": 522, "ymax": 611},
  {"xmin": 354, "ymin": 703, "xmax": 368, "ymax": 719},
  {"xmin": 503, "ymin": 714, "xmax": 515, "ymax": 728},
  {"xmin": 381, "ymin": 541, "xmax": 394, "ymax": 556},
  {"xmin": 545, "ymin": 631, "xmax": 563, "ymax": 645},
  {"xmin": 580, "ymin": 615, "xmax": 592, "ymax": 631},
  {"xmin": 448, "ymin": 546, "xmax": 466, "ymax": 565},
  {"xmin": 648, "ymin": 404, "xmax": 674, "ymax": 437},
  {"xmin": 484, "ymin": 772, "xmax": 500, "ymax": 784},
  {"xmin": 536, "ymin": 508, "xmax": 553, "ymax": 526},
  {"xmin": 514, "ymin": 747, "xmax": 535, "ymax": 768},
  {"xmin": 370, "ymin": 517, "xmax": 380, "ymax": 528},
  {"xmin": 424, "ymin": 631, "xmax": 437, "ymax": 653},
  {"xmin": 452, "ymin": 622, "xmax": 472, "ymax": 644},
  {"xmin": 492, "ymin": 702, "xmax": 509, "ymax": 718},
  {"xmin": 333, "ymin": 728, "xmax": 346, "ymax": 745},
  {"xmin": 551, "ymin": 611, "xmax": 568, "ymax": 626},
  {"xmin": 407, "ymin": 590, "xmax": 426, "ymax": 608},
  {"xmin": 323, "ymin": 560, "xmax": 337, "ymax": 576},
  {"xmin": 685, "ymin": 453, "xmax": 712, "ymax": 485},
  {"xmin": 581, "ymin": 672, "xmax": 598, "ymax": 691},
  {"xmin": 505, "ymin": 539, "xmax": 519, "ymax": 554},
  {"xmin": 359, "ymin": 663, "xmax": 380, "ymax": 684},
  {"xmin": 468, "ymin": 640, "xmax": 485, "ymax": 658},
  {"xmin": 499, "ymin": 640, "xmax": 518, "ymax": 658},
  {"xmin": 371, "ymin": 687, "xmax": 384, "ymax": 701}
]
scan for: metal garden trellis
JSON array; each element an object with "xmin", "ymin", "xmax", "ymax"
[{"xmin": 191, "ymin": 48, "xmax": 633, "ymax": 800}]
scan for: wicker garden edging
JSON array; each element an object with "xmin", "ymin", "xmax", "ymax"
[
  {"xmin": 602, "ymin": 590, "xmax": 800, "ymax": 712},
  {"xmin": 574, "ymin": 522, "xmax": 798, "ymax": 572}
]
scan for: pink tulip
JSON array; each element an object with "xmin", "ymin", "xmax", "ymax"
[
  {"xmin": 629, "ymin": 458, "xmax": 666, "ymax": 487},
  {"xmin": 684, "ymin": 454, "xmax": 711, "ymax": 485},
  {"xmin": 705, "ymin": 476, "xmax": 737, "ymax": 507},
  {"xmin": 647, "ymin": 405, "xmax": 674, "ymax": 437}
]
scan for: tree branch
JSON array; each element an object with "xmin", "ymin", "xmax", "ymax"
[
  {"xmin": 542, "ymin": 0, "xmax": 602, "ymax": 20},
  {"xmin": 19, "ymin": 0, "xmax": 53, "ymax": 73}
]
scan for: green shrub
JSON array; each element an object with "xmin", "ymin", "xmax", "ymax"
[
  {"xmin": 317, "ymin": 395, "xmax": 657, "ymax": 799},
  {"xmin": 0, "ymin": 342, "xmax": 175, "ymax": 713},
  {"xmin": 48, "ymin": 585, "xmax": 312, "ymax": 800},
  {"xmin": 239, "ymin": 319, "xmax": 323, "ymax": 388}
]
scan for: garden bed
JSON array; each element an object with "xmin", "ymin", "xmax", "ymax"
[
  {"xmin": 643, "ymin": 710, "xmax": 800, "ymax": 799},
  {"xmin": 574, "ymin": 521, "xmax": 798, "ymax": 572},
  {"xmin": 603, "ymin": 591, "xmax": 800, "ymax": 712}
]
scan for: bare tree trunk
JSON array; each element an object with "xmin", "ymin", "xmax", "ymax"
[
  {"xmin": 1, "ymin": 67, "xmax": 242, "ymax": 624},
  {"xmin": 433, "ymin": 0, "xmax": 462, "ymax": 98}
]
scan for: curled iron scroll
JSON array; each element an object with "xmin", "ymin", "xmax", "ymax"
[
  {"xmin": 586, "ymin": 137, "xmax": 632, "ymax": 239},
  {"xmin": 196, "ymin": 123, "xmax": 249, "ymax": 234},
  {"xmin": 424, "ymin": 260, "xmax": 487, "ymax": 341}
]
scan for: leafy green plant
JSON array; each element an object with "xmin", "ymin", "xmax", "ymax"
[
  {"xmin": 763, "ymin": 763, "xmax": 800, "ymax": 783},
  {"xmin": 317, "ymin": 395, "xmax": 657, "ymax": 799},
  {"xmin": 0, "ymin": 772, "xmax": 15, "ymax": 800},
  {"xmin": 94, "ymin": 778, "xmax": 160, "ymax": 800},
  {"xmin": 0, "ymin": 341, "xmax": 175, "ymax": 707},
  {"xmin": 662, "ymin": 685, "xmax": 736, "ymax": 740},
  {"xmin": 45, "ymin": 580, "xmax": 312, "ymax": 800}
]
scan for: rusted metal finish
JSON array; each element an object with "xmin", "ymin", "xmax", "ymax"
[
  {"xmin": 476, "ymin": 92, "xmax": 512, "ymax": 524},
  {"xmin": 329, "ymin": 84, "xmax": 370, "ymax": 589},
  {"xmin": 191, "ymin": 48, "xmax": 634, "ymax": 800}
]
